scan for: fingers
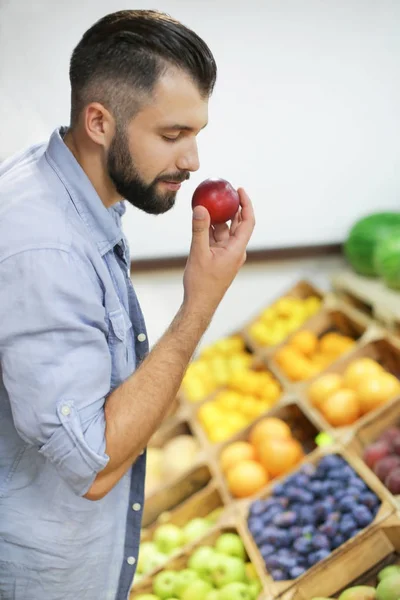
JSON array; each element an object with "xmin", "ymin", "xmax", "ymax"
[
  {"xmin": 190, "ymin": 205, "xmax": 211, "ymax": 256},
  {"xmin": 213, "ymin": 222, "xmax": 230, "ymax": 244},
  {"xmin": 230, "ymin": 208, "xmax": 242, "ymax": 236},
  {"xmin": 230, "ymin": 188, "xmax": 255, "ymax": 246}
]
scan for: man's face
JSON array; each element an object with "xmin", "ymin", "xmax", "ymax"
[{"xmin": 107, "ymin": 69, "xmax": 209, "ymax": 214}]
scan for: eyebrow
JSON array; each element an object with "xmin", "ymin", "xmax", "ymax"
[{"xmin": 160, "ymin": 123, "xmax": 208, "ymax": 132}]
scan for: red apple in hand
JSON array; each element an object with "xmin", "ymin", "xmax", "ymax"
[{"xmin": 192, "ymin": 178, "xmax": 240, "ymax": 224}]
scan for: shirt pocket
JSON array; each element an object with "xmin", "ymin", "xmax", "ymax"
[{"xmin": 107, "ymin": 306, "xmax": 134, "ymax": 388}]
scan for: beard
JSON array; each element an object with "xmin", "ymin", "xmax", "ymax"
[{"xmin": 107, "ymin": 127, "xmax": 190, "ymax": 215}]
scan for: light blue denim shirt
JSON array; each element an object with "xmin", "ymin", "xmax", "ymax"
[{"xmin": 0, "ymin": 128, "xmax": 148, "ymax": 600}]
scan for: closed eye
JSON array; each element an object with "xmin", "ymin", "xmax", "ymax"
[{"xmin": 162, "ymin": 134, "xmax": 182, "ymax": 143}]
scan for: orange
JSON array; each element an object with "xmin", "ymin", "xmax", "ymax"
[
  {"xmin": 289, "ymin": 330, "xmax": 318, "ymax": 356},
  {"xmin": 319, "ymin": 333, "xmax": 355, "ymax": 357},
  {"xmin": 257, "ymin": 437, "xmax": 304, "ymax": 478},
  {"xmin": 308, "ymin": 373, "xmax": 344, "ymax": 409},
  {"xmin": 220, "ymin": 441, "xmax": 257, "ymax": 474},
  {"xmin": 343, "ymin": 358, "xmax": 383, "ymax": 391},
  {"xmin": 283, "ymin": 356, "xmax": 319, "ymax": 382},
  {"xmin": 226, "ymin": 460, "xmax": 269, "ymax": 498},
  {"xmin": 274, "ymin": 346, "xmax": 304, "ymax": 366},
  {"xmin": 249, "ymin": 417, "xmax": 292, "ymax": 448},
  {"xmin": 321, "ymin": 388, "xmax": 360, "ymax": 426},
  {"xmin": 358, "ymin": 372, "xmax": 400, "ymax": 414}
]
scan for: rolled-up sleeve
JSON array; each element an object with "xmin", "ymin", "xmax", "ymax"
[{"xmin": 0, "ymin": 247, "xmax": 112, "ymax": 496}]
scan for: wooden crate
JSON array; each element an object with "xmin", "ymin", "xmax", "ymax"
[
  {"xmin": 131, "ymin": 481, "xmax": 230, "ymax": 591},
  {"xmin": 130, "ymin": 521, "xmax": 270, "ymax": 599},
  {"xmin": 242, "ymin": 279, "xmax": 325, "ymax": 357},
  {"xmin": 346, "ymin": 396, "xmax": 400, "ymax": 506},
  {"xmin": 215, "ymin": 400, "xmax": 324, "ymax": 505},
  {"xmin": 190, "ymin": 356, "xmax": 288, "ymax": 451},
  {"xmin": 331, "ymin": 269, "xmax": 400, "ymax": 335},
  {"xmin": 299, "ymin": 334, "xmax": 400, "ymax": 443},
  {"xmin": 178, "ymin": 329, "xmax": 256, "ymax": 405},
  {"xmin": 238, "ymin": 443, "xmax": 397, "ymax": 598},
  {"xmin": 281, "ymin": 514, "xmax": 400, "ymax": 599},
  {"xmin": 143, "ymin": 463, "xmax": 214, "ymax": 528},
  {"xmin": 270, "ymin": 305, "xmax": 369, "ymax": 388}
]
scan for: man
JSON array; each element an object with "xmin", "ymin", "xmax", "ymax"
[{"xmin": 0, "ymin": 9, "xmax": 255, "ymax": 600}]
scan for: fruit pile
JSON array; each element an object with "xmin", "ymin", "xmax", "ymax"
[
  {"xmin": 274, "ymin": 330, "xmax": 356, "ymax": 382},
  {"xmin": 308, "ymin": 358, "xmax": 400, "ymax": 427},
  {"xmin": 145, "ymin": 435, "xmax": 200, "ymax": 496},
  {"xmin": 219, "ymin": 417, "xmax": 305, "ymax": 498},
  {"xmin": 136, "ymin": 510, "xmax": 223, "ymax": 580},
  {"xmin": 181, "ymin": 335, "xmax": 253, "ymax": 403},
  {"xmin": 135, "ymin": 532, "xmax": 262, "ymax": 600},
  {"xmin": 309, "ymin": 565, "xmax": 400, "ymax": 599},
  {"xmin": 248, "ymin": 295, "xmax": 322, "ymax": 347},
  {"xmin": 363, "ymin": 424, "xmax": 400, "ymax": 495},
  {"xmin": 247, "ymin": 454, "xmax": 380, "ymax": 582},
  {"xmin": 197, "ymin": 371, "xmax": 282, "ymax": 443}
]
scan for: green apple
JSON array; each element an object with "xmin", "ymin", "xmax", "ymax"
[
  {"xmin": 188, "ymin": 546, "xmax": 216, "ymax": 582},
  {"xmin": 154, "ymin": 524, "xmax": 184, "ymax": 555},
  {"xmin": 182, "ymin": 518, "xmax": 211, "ymax": 544},
  {"xmin": 215, "ymin": 534, "xmax": 246, "ymax": 561},
  {"xmin": 139, "ymin": 549, "xmax": 167, "ymax": 574},
  {"xmin": 134, "ymin": 595, "xmax": 160, "ymax": 600},
  {"xmin": 248, "ymin": 579, "xmax": 262, "ymax": 600},
  {"xmin": 210, "ymin": 554, "xmax": 246, "ymax": 588},
  {"xmin": 378, "ymin": 565, "xmax": 400, "ymax": 581},
  {"xmin": 137, "ymin": 541, "xmax": 158, "ymax": 571},
  {"xmin": 153, "ymin": 570, "xmax": 179, "ymax": 600},
  {"xmin": 219, "ymin": 582, "xmax": 252, "ymax": 600},
  {"xmin": 205, "ymin": 591, "xmax": 221, "ymax": 600},
  {"xmin": 173, "ymin": 569, "xmax": 199, "ymax": 598},
  {"xmin": 181, "ymin": 579, "xmax": 213, "ymax": 600}
]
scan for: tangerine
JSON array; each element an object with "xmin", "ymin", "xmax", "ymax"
[
  {"xmin": 249, "ymin": 417, "xmax": 292, "ymax": 448},
  {"xmin": 226, "ymin": 460, "xmax": 269, "ymax": 498},
  {"xmin": 257, "ymin": 437, "xmax": 304, "ymax": 478},
  {"xmin": 321, "ymin": 388, "xmax": 360, "ymax": 426},
  {"xmin": 220, "ymin": 441, "xmax": 257, "ymax": 474}
]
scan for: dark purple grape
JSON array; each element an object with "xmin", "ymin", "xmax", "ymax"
[{"xmin": 290, "ymin": 565, "xmax": 306, "ymax": 579}]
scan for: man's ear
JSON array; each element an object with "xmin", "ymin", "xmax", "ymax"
[{"xmin": 84, "ymin": 102, "xmax": 115, "ymax": 148}]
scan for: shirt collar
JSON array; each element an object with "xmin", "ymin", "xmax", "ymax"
[{"xmin": 45, "ymin": 127, "xmax": 126, "ymax": 256}]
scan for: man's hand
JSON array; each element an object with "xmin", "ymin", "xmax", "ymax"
[{"xmin": 183, "ymin": 187, "xmax": 255, "ymax": 317}]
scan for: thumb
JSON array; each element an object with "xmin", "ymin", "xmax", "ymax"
[{"xmin": 191, "ymin": 205, "xmax": 210, "ymax": 252}]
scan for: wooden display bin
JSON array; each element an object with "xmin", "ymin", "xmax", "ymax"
[
  {"xmin": 191, "ymin": 357, "xmax": 287, "ymax": 451},
  {"xmin": 178, "ymin": 330, "xmax": 255, "ymax": 405},
  {"xmin": 300, "ymin": 335, "xmax": 400, "ymax": 443},
  {"xmin": 346, "ymin": 396, "xmax": 400, "ymax": 504},
  {"xmin": 130, "ymin": 522, "xmax": 269, "ymax": 599},
  {"xmin": 130, "ymin": 481, "xmax": 230, "ymax": 592},
  {"xmin": 270, "ymin": 306, "xmax": 369, "ymax": 388},
  {"xmin": 143, "ymin": 463, "xmax": 214, "ymax": 529},
  {"xmin": 281, "ymin": 514, "xmax": 400, "ymax": 599},
  {"xmin": 239, "ymin": 444, "xmax": 397, "ymax": 598},
  {"xmin": 331, "ymin": 269, "xmax": 400, "ymax": 335},
  {"xmin": 242, "ymin": 280, "xmax": 325, "ymax": 357},
  {"xmin": 216, "ymin": 401, "xmax": 323, "ymax": 504}
]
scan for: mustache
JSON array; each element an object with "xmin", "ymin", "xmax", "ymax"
[{"xmin": 156, "ymin": 171, "xmax": 190, "ymax": 184}]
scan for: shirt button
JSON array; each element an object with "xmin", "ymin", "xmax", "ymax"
[
  {"xmin": 127, "ymin": 556, "xmax": 136, "ymax": 565},
  {"xmin": 61, "ymin": 405, "xmax": 71, "ymax": 416},
  {"xmin": 132, "ymin": 503, "xmax": 141, "ymax": 511},
  {"xmin": 137, "ymin": 333, "xmax": 146, "ymax": 342}
]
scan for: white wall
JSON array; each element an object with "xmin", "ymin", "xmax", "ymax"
[{"xmin": 2, "ymin": 1, "xmax": 400, "ymax": 259}]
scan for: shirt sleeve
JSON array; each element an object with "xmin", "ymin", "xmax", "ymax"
[{"xmin": 0, "ymin": 247, "xmax": 112, "ymax": 496}]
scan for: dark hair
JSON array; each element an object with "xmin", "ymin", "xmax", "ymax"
[{"xmin": 69, "ymin": 9, "xmax": 217, "ymax": 126}]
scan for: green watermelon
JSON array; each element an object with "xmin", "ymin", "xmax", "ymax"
[
  {"xmin": 374, "ymin": 226, "xmax": 400, "ymax": 289},
  {"xmin": 344, "ymin": 212, "xmax": 400, "ymax": 276}
]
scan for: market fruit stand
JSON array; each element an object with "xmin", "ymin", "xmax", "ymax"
[{"xmin": 130, "ymin": 273, "xmax": 400, "ymax": 600}]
